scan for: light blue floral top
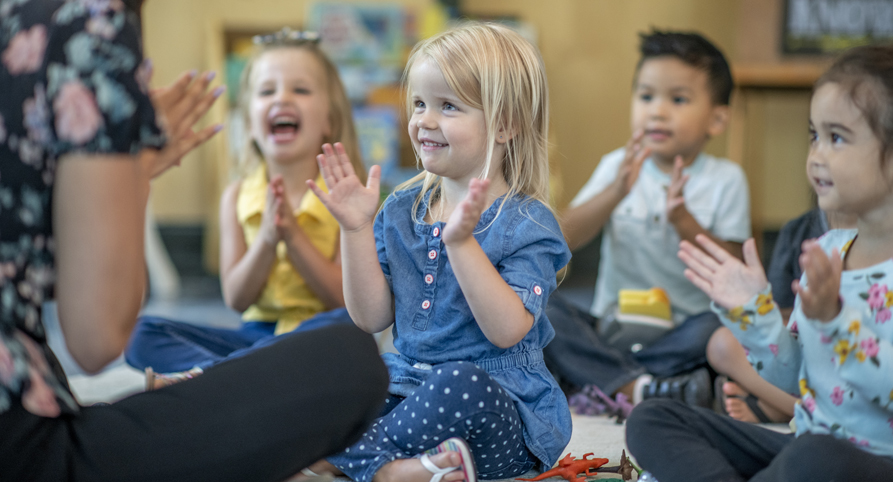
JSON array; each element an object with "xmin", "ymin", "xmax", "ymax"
[
  {"xmin": 0, "ymin": 0, "xmax": 164, "ymax": 417},
  {"xmin": 716, "ymin": 229, "xmax": 893, "ymax": 457},
  {"xmin": 374, "ymin": 186, "xmax": 572, "ymax": 468}
]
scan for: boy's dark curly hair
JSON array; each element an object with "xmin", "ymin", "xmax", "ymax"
[{"xmin": 636, "ymin": 29, "xmax": 733, "ymax": 106}]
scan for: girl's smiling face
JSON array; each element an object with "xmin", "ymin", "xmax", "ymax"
[
  {"xmin": 408, "ymin": 58, "xmax": 504, "ymax": 185},
  {"xmin": 249, "ymin": 48, "xmax": 331, "ymax": 165},
  {"xmin": 808, "ymin": 82, "xmax": 893, "ymax": 217}
]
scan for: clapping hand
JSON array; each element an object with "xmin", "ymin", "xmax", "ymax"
[
  {"xmin": 256, "ymin": 177, "xmax": 282, "ymax": 248},
  {"xmin": 269, "ymin": 175, "xmax": 301, "ymax": 241},
  {"xmin": 666, "ymin": 155, "xmax": 690, "ymax": 220},
  {"xmin": 442, "ymin": 178, "xmax": 490, "ymax": 246},
  {"xmin": 144, "ymin": 69, "xmax": 224, "ymax": 179},
  {"xmin": 793, "ymin": 240, "xmax": 842, "ymax": 322},
  {"xmin": 611, "ymin": 129, "xmax": 650, "ymax": 198},
  {"xmin": 678, "ymin": 235, "xmax": 768, "ymax": 310},
  {"xmin": 308, "ymin": 143, "xmax": 381, "ymax": 232}
]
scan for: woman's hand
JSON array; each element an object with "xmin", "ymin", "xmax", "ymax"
[
  {"xmin": 142, "ymin": 69, "xmax": 224, "ymax": 179},
  {"xmin": 678, "ymin": 235, "xmax": 768, "ymax": 310},
  {"xmin": 443, "ymin": 178, "xmax": 489, "ymax": 246},
  {"xmin": 793, "ymin": 240, "xmax": 842, "ymax": 322},
  {"xmin": 308, "ymin": 143, "xmax": 381, "ymax": 232}
]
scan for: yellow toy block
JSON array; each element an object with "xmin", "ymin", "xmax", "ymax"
[{"xmin": 618, "ymin": 288, "xmax": 672, "ymax": 321}]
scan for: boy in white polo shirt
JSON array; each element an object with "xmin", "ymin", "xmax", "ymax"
[{"xmin": 546, "ymin": 29, "xmax": 750, "ymax": 412}]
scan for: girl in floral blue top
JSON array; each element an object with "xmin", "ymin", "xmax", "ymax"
[
  {"xmin": 0, "ymin": 1, "xmax": 387, "ymax": 480},
  {"xmin": 306, "ymin": 22, "xmax": 571, "ymax": 482},
  {"xmin": 626, "ymin": 46, "xmax": 893, "ymax": 482}
]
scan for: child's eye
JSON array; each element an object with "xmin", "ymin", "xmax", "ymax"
[
  {"xmin": 293, "ymin": 87, "xmax": 311, "ymax": 95},
  {"xmin": 639, "ymin": 93, "xmax": 652, "ymax": 102},
  {"xmin": 413, "ymin": 100, "xmax": 425, "ymax": 109},
  {"xmin": 831, "ymin": 133, "xmax": 844, "ymax": 144},
  {"xmin": 443, "ymin": 102, "xmax": 457, "ymax": 111},
  {"xmin": 808, "ymin": 129, "xmax": 817, "ymax": 143},
  {"xmin": 673, "ymin": 96, "xmax": 689, "ymax": 104},
  {"xmin": 259, "ymin": 89, "xmax": 274, "ymax": 96}
]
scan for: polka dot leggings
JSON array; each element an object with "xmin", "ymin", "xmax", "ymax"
[{"xmin": 326, "ymin": 361, "xmax": 537, "ymax": 481}]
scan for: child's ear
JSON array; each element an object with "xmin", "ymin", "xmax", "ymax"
[
  {"xmin": 707, "ymin": 104, "xmax": 731, "ymax": 138},
  {"xmin": 496, "ymin": 125, "xmax": 517, "ymax": 144}
]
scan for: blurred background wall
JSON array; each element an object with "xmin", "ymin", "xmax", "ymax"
[{"xmin": 142, "ymin": 0, "xmax": 834, "ymax": 278}]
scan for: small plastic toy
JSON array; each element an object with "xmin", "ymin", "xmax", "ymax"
[
  {"xmin": 618, "ymin": 287, "xmax": 672, "ymax": 321},
  {"xmin": 516, "ymin": 453, "xmax": 609, "ymax": 482},
  {"xmin": 516, "ymin": 450, "xmax": 641, "ymax": 482}
]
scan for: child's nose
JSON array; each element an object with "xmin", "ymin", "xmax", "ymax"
[
  {"xmin": 648, "ymin": 99, "xmax": 669, "ymax": 118},
  {"xmin": 416, "ymin": 113, "xmax": 436, "ymax": 130}
]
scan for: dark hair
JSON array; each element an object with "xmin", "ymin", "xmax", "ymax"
[
  {"xmin": 815, "ymin": 45, "xmax": 893, "ymax": 162},
  {"xmin": 636, "ymin": 29, "xmax": 733, "ymax": 106}
]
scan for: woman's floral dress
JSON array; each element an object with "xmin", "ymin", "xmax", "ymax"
[{"xmin": 0, "ymin": 0, "xmax": 163, "ymax": 418}]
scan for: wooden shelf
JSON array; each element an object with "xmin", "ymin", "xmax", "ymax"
[{"xmin": 732, "ymin": 62, "xmax": 830, "ymax": 89}]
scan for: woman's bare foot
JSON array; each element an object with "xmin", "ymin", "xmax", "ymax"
[
  {"xmin": 723, "ymin": 381, "xmax": 789, "ymax": 423},
  {"xmin": 374, "ymin": 452, "xmax": 466, "ymax": 482},
  {"xmin": 145, "ymin": 366, "xmax": 203, "ymax": 391}
]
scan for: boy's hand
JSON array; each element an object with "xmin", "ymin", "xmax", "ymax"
[
  {"xmin": 309, "ymin": 142, "xmax": 381, "ymax": 232},
  {"xmin": 666, "ymin": 155, "xmax": 690, "ymax": 222},
  {"xmin": 443, "ymin": 178, "xmax": 490, "ymax": 246},
  {"xmin": 611, "ymin": 129, "xmax": 650, "ymax": 198},
  {"xmin": 679, "ymin": 235, "xmax": 768, "ymax": 310},
  {"xmin": 269, "ymin": 175, "xmax": 301, "ymax": 241},
  {"xmin": 793, "ymin": 240, "xmax": 842, "ymax": 322}
]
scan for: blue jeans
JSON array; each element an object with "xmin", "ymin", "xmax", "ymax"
[
  {"xmin": 327, "ymin": 362, "xmax": 537, "ymax": 482},
  {"xmin": 125, "ymin": 308, "xmax": 353, "ymax": 373},
  {"xmin": 543, "ymin": 292, "xmax": 721, "ymax": 395}
]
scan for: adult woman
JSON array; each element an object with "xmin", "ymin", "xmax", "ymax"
[{"xmin": 0, "ymin": 1, "xmax": 387, "ymax": 480}]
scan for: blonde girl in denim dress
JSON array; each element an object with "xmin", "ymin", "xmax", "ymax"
[{"xmin": 305, "ymin": 22, "xmax": 571, "ymax": 482}]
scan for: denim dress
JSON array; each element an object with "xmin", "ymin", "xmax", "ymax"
[{"xmin": 374, "ymin": 186, "xmax": 572, "ymax": 468}]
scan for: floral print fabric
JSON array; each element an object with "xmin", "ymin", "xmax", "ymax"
[
  {"xmin": 715, "ymin": 229, "xmax": 893, "ymax": 457},
  {"xmin": 0, "ymin": 0, "xmax": 164, "ymax": 417}
]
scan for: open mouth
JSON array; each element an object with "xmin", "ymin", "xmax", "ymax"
[
  {"xmin": 812, "ymin": 176, "xmax": 834, "ymax": 194},
  {"xmin": 420, "ymin": 140, "xmax": 447, "ymax": 150},
  {"xmin": 269, "ymin": 115, "xmax": 300, "ymax": 142},
  {"xmin": 645, "ymin": 129, "xmax": 671, "ymax": 140}
]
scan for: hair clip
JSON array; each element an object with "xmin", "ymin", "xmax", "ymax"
[{"xmin": 252, "ymin": 28, "xmax": 321, "ymax": 46}]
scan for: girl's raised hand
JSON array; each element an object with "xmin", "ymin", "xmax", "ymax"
[
  {"xmin": 308, "ymin": 143, "xmax": 381, "ymax": 232},
  {"xmin": 678, "ymin": 235, "xmax": 768, "ymax": 310},
  {"xmin": 793, "ymin": 240, "xmax": 842, "ymax": 322},
  {"xmin": 443, "ymin": 178, "xmax": 490, "ymax": 246}
]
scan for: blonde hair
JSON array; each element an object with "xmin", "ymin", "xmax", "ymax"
[
  {"xmin": 236, "ymin": 37, "xmax": 365, "ymax": 182},
  {"xmin": 397, "ymin": 22, "xmax": 551, "ymax": 216}
]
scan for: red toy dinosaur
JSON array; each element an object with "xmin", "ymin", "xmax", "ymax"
[{"xmin": 516, "ymin": 453, "xmax": 609, "ymax": 482}]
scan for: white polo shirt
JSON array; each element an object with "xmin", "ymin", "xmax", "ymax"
[{"xmin": 571, "ymin": 148, "xmax": 751, "ymax": 322}]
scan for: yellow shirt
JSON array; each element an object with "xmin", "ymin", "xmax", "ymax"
[{"xmin": 236, "ymin": 165, "xmax": 339, "ymax": 335}]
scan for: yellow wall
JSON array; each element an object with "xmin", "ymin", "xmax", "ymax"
[
  {"xmin": 462, "ymin": 0, "xmax": 738, "ymax": 209},
  {"xmin": 144, "ymin": 0, "xmax": 823, "ymax": 270}
]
